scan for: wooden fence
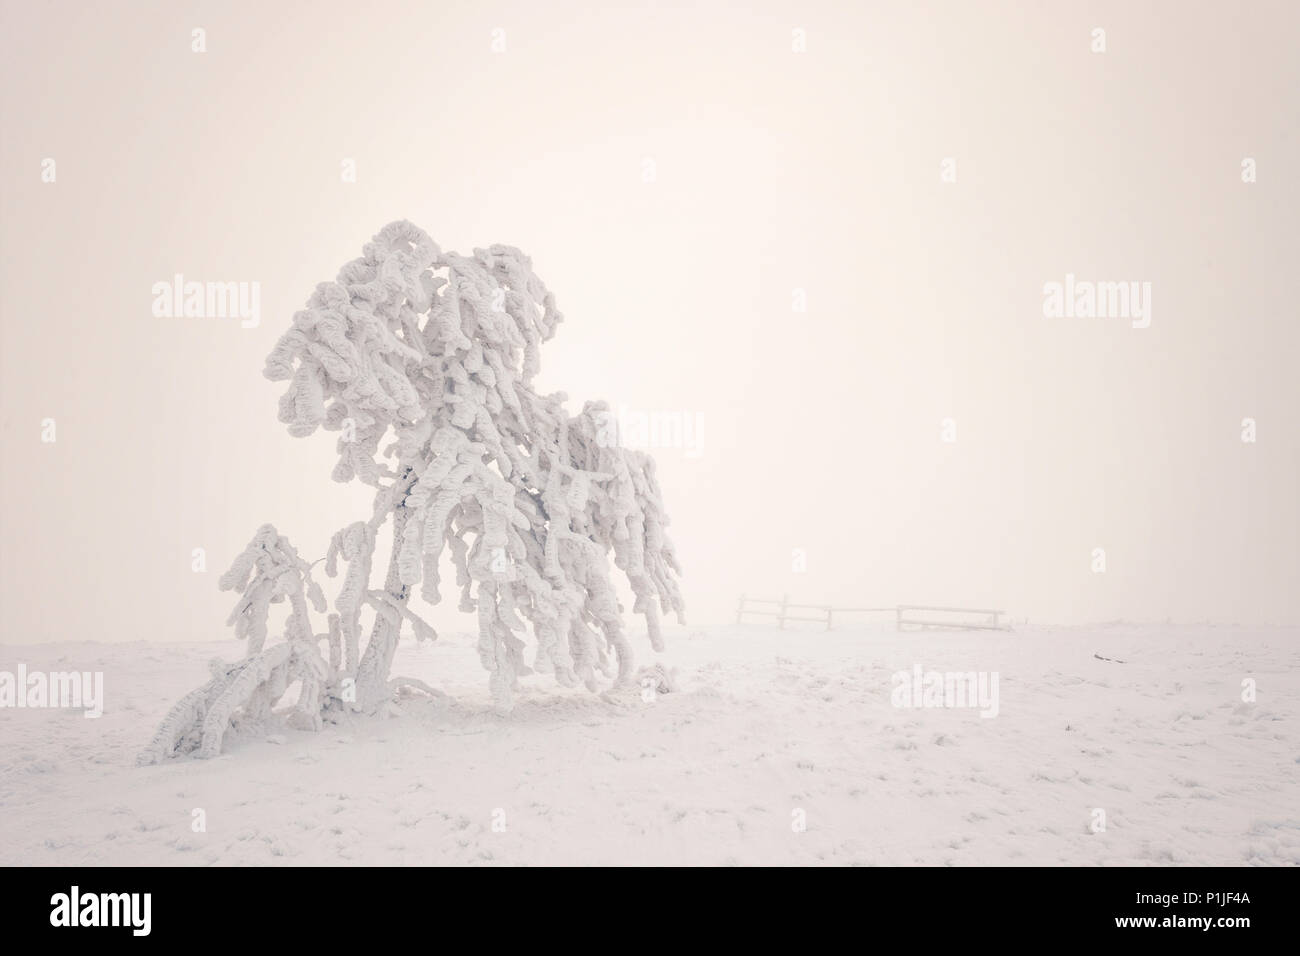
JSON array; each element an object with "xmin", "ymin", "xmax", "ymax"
[{"xmin": 736, "ymin": 595, "xmax": 1009, "ymax": 632}]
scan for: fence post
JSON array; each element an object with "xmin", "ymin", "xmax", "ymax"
[
  {"xmin": 825, "ymin": 607, "xmax": 833, "ymax": 631},
  {"xmin": 778, "ymin": 594, "xmax": 789, "ymax": 630},
  {"xmin": 895, "ymin": 606, "xmax": 902, "ymax": 631},
  {"xmin": 736, "ymin": 593, "xmax": 746, "ymax": 625}
]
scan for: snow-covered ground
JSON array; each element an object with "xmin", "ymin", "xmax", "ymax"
[{"xmin": 1, "ymin": 623, "xmax": 1297, "ymax": 866}]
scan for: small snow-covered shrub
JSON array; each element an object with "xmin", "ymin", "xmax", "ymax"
[{"xmin": 140, "ymin": 222, "xmax": 684, "ymax": 763}]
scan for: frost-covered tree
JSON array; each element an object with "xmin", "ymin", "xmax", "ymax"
[{"xmin": 140, "ymin": 221, "xmax": 684, "ymax": 763}]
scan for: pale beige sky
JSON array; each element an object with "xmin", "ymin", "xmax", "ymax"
[{"xmin": 2, "ymin": 0, "xmax": 1297, "ymax": 645}]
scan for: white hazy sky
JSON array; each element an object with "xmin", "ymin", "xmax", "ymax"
[{"xmin": 2, "ymin": 0, "xmax": 1297, "ymax": 645}]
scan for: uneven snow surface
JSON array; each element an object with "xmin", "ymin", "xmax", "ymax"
[{"xmin": 2, "ymin": 624, "xmax": 1296, "ymax": 865}]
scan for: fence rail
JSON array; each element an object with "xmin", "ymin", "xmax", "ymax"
[{"xmin": 736, "ymin": 595, "xmax": 1010, "ymax": 632}]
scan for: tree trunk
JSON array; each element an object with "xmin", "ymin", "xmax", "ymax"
[{"xmin": 354, "ymin": 469, "xmax": 414, "ymax": 710}]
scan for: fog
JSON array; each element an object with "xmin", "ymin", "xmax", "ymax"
[{"xmin": 2, "ymin": 0, "xmax": 1296, "ymax": 645}]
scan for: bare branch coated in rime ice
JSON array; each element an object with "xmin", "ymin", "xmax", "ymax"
[{"xmin": 140, "ymin": 221, "xmax": 685, "ymax": 762}]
